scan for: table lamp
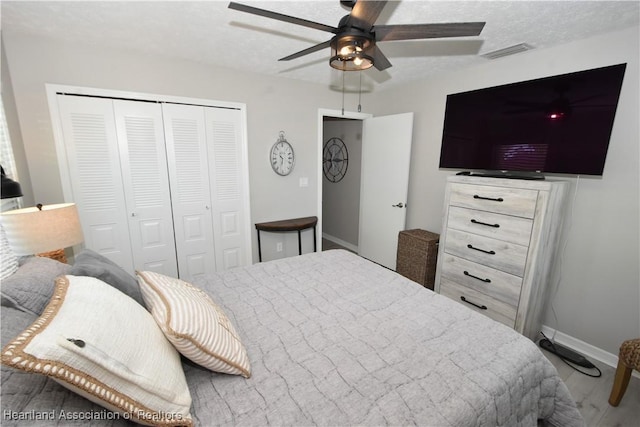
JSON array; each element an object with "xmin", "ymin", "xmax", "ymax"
[{"xmin": 0, "ymin": 203, "xmax": 84, "ymax": 263}]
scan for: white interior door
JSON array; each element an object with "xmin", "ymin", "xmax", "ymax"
[
  {"xmin": 113, "ymin": 100, "xmax": 178, "ymax": 277},
  {"xmin": 358, "ymin": 112, "xmax": 414, "ymax": 269},
  {"xmin": 56, "ymin": 95, "xmax": 134, "ymax": 272},
  {"xmin": 162, "ymin": 103, "xmax": 216, "ymax": 280}
]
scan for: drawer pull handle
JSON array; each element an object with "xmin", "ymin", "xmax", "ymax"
[
  {"xmin": 461, "ymin": 296, "xmax": 488, "ymax": 310},
  {"xmin": 467, "ymin": 244, "xmax": 496, "ymax": 255},
  {"xmin": 470, "ymin": 219, "xmax": 500, "ymax": 228},
  {"xmin": 464, "ymin": 270, "xmax": 491, "ymax": 283},
  {"xmin": 474, "ymin": 195, "xmax": 504, "ymax": 202}
]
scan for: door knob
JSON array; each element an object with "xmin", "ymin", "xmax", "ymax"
[{"xmin": 392, "ymin": 202, "xmax": 405, "ymax": 208}]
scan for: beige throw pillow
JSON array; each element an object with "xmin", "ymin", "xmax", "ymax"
[
  {"xmin": 1, "ymin": 275, "xmax": 193, "ymax": 426},
  {"xmin": 136, "ymin": 271, "xmax": 251, "ymax": 378}
]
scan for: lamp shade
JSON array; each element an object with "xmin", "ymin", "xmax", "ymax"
[{"xmin": 0, "ymin": 203, "xmax": 84, "ymax": 256}]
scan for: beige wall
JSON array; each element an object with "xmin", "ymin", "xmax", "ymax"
[{"xmin": 2, "ymin": 24, "xmax": 638, "ymax": 357}]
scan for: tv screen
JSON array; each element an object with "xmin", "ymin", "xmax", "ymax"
[{"xmin": 439, "ymin": 63, "xmax": 627, "ymax": 176}]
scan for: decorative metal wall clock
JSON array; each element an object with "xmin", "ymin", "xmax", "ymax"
[
  {"xmin": 270, "ymin": 131, "xmax": 294, "ymax": 176},
  {"xmin": 323, "ymin": 137, "xmax": 349, "ymax": 183}
]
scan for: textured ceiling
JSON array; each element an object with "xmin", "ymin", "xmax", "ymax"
[{"xmin": 2, "ymin": 1, "xmax": 639, "ymax": 90}]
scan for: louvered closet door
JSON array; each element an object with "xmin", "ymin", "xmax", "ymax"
[
  {"xmin": 113, "ymin": 100, "xmax": 178, "ymax": 277},
  {"xmin": 162, "ymin": 103, "xmax": 216, "ymax": 280},
  {"xmin": 56, "ymin": 95, "xmax": 134, "ymax": 272},
  {"xmin": 205, "ymin": 107, "xmax": 249, "ymax": 270}
]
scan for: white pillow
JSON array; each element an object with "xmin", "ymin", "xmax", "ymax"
[
  {"xmin": 1, "ymin": 275, "xmax": 193, "ymax": 426},
  {"xmin": 137, "ymin": 271, "xmax": 251, "ymax": 378}
]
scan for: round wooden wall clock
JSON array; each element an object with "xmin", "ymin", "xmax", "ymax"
[
  {"xmin": 323, "ymin": 137, "xmax": 349, "ymax": 183},
  {"xmin": 270, "ymin": 132, "xmax": 295, "ymax": 176}
]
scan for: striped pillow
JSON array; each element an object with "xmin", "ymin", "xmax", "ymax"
[{"xmin": 136, "ymin": 271, "xmax": 251, "ymax": 378}]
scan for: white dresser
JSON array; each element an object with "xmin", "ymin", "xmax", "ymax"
[{"xmin": 434, "ymin": 176, "xmax": 568, "ymax": 340}]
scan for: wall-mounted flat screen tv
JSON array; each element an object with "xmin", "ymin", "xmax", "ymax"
[{"xmin": 439, "ymin": 63, "xmax": 627, "ymax": 176}]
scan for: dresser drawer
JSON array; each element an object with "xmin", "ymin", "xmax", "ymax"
[
  {"xmin": 439, "ymin": 279, "xmax": 517, "ymax": 328},
  {"xmin": 444, "ymin": 229, "xmax": 528, "ymax": 277},
  {"xmin": 449, "ymin": 183, "xmax": 538, "ymax": 218},
  {"xmin": 440, "ymin": 253, "xmax": 522, "ymax": 307},
  {"xmin": 447, "ymin": 206, "xmax": 533, "ymax": 247}
]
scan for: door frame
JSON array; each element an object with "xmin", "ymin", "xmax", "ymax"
[{"xmin": 316, "ymin": 108, "xmax": 372, "ymax": 251}]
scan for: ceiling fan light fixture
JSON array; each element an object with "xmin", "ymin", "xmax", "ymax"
[
  {"xmin": 330, "ymin": 34, "xmax": 374, "ymax": 71},
  {"xmin": 339, "ymin": 44, "xmax": 362, "ymax": 56},
  {"xmin": 330, "ymin": 51, "xmax": 374, "ymax": 71}
]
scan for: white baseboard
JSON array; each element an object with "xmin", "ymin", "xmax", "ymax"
[
  {"xmin": 540, "ymin": 325, "xmax": 640, "ymax": 379},
  {"xmin": 322, "ymin": 233, "xmax": 358, "ymax": 253}
]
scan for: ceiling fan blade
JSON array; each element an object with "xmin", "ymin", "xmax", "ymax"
[
  {"xmin": 349, "ymin": 0, "xmax": 388, "ymax": 30},
  {"xmin": 279, "ymin": 40, "xmax": 332, "ymax": 61},
  {"xmin": 370, "ymin": 45, "xmax": 392, "ymax": 71},
  {"xmin": 228, "ymin": 2, "xmax": 338, "ymax": 34},
  {"xmin": 375, "ymin": 22, "xmax": 486, "ymax": 41}
]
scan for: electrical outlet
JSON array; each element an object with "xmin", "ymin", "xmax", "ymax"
[{"xmin": 276, "ymin": 242, "xmax": 283, "ymax": 252}]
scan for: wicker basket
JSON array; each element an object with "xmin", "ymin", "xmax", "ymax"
[{"xmin": 396, "ymin": 229, "xmax": 439, "ymax": 290}]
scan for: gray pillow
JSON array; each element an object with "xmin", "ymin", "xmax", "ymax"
[
  {"xmin": 68, "ymin": 249, "xmax": 145, "ymax": 307},
  {"xmin": 0, "ymin": 256, "xmax": 71, "ymax": 316}
]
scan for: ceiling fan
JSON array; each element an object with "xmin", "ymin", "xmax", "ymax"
[{"xmin": 228, "ymin": 0, "xmax": 485, "ymax": 71}]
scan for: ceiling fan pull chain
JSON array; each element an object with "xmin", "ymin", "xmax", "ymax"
[
  {"xmin": 341, "ymin": 70, "xmax": 345, "ymax": 116},
  {"xmin": 358, "ymin": 71, "xmax": 362, "ymax": 112}
]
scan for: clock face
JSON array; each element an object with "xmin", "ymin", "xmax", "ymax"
[
  {"xmin": 270, "ymin": 140, "xmax": 294, "ymax": 176},
  {"xmin": 323, "ymin": 137, "xmax": 349, "ymax": 183}
]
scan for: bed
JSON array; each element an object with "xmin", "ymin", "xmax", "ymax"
[{"xmin": 1, "ymin": 249, "xmax": 584, "ymax": 426}]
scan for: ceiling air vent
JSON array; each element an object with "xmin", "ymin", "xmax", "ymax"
[{"xmin": 481, "ymin": 43, "xmax": 534, "ymax": 60}]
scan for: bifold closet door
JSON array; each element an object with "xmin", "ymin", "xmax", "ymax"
[
  {"xmin": 113, "ymin": 100, "xmax": 178, "ymax": 277},
  {"xmin": 162, "ymin": 103, "xmax": 216, "ymax": 279},
  {"xmin": 57, "ymin": 95, "xmax": 178, "ymax": 276},
  {"xmin": 57, "ymin": 95, "xmax": 134, "ymax": 272},
  {"xmin": 56, "ymin": 94, "xmax": 250, "ymax": 277},
  {"xmin": 205, "ymin": 107, "xmax": 249, "ymax": 270}
]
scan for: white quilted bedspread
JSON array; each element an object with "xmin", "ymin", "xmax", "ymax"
[{"xmin": 188, "ymin": 249, "xmax": 585, "ymax": 427}]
